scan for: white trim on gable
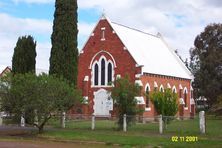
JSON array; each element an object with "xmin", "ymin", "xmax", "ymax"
[{"xmin": 80, "ymin": 14, "xmax": 108, "ymax": 54}]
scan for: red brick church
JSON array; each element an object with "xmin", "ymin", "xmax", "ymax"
[{"xmin": 76, "ymin": 15, "xmax": 195, "ymax": 118}]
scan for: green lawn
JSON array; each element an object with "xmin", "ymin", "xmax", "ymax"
[{"xmin": 39, "ymin": 117, "xmax": 222, "ymax": 147}]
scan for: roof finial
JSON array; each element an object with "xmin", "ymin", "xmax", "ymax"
[
  {"xmin": 101, "ymin": 9, "xmax": 106, "ymax": 19},
  {"xmin": 157, "ymin": 32, "xmax": 162, "ymax": 38}
]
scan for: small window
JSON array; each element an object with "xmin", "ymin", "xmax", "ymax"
[
  {"xmin": 102, "ymin": 30, "xmax": 105, "ymax": 39},
  {"xmin": 108, "ymin": 63, "xmax": 112, "ymax": 84},
  {"xmin": 101, "ymin": 27, "xmax": 105, "ymax": 41},
  {"xmin": 160, "ymin": 87, "xmax": 163, "ymax": 92},
  {"xmin": 160, "ymin": 85, "xmax": 164, "ymax": 92},
  {"xmin": 145, "ymin": 87, "xmax": 150, "ymax": 108},
  {"xmin": 94, "ymin": 64, "xmax": 99, "ymax": 85},
  {"xmin": 101, "ymin": 59, "xmax": 106, "ymax": 85}
]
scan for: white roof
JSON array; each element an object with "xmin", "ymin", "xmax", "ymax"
[{"xmin": 109, "ymin": 21, "xmax": 193, "ymax": 79}]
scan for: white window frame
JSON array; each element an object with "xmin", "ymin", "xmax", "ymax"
[
  {"xmin": 183, "ymin": 87, "xmax": 188, "ymax": 109},
  {"xmin": 172, "ymin": 85, "xmax": 177, "ymax": 93},
  {"xmin": 91, "ymin": 56, "xmax": 114, "ymax": 87},
  {"xmin": 159, "ymin": 84, "xmax": 164, "ymax": 92}
]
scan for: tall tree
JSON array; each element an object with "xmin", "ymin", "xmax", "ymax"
[
  {"xmin": 190, "ymin": 23, "xmax": 222, "ymax": 108},
  {"xmin": 49, "ymin": 0, "xmax": 78, "ymax": 85},
  {"xmin": 12, "ymin": 35, "xmax": 36, "ymax": 74}
]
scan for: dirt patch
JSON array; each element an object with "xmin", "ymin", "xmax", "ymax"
[
  {"xmin": 0, "ymin": 126, "xmax": 119, "ymax": 147},
  {"xmin": 0, "ymin": 140, "xmax": 119, "ymax": 148}
]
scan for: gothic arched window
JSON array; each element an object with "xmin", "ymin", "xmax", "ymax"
[
  {"xmin": 91, "ymin": 55, "xmax": 115, "ymax": 86},
  {"xmin": 108, "ymin": 63, "xmax": 112, "ymax": 84},
  {"xmin": 145, "ymin": 86, "xmax": 150, "ymax": 108},
  {"xmin": 101, "ymin": 59, "xmax": 106, "ymax": 85},
  {"xmin": 94, "ymin": 63, "xmax": 99, "ymax": 85}
]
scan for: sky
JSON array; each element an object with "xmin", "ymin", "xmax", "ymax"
[{"xmin": 0, "ymin": 0, "xmax": 222, "ymax": 71}]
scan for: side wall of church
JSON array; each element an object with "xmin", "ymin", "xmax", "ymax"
[{"xmin": 140, "ymin": 74, "xmax": 192, "ymax": 118}]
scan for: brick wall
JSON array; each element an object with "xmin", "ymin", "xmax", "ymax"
[
  {"xmin": 140, "ymin": 73, "xmax": 192, "ymax": 117},
  {"xmin": 77, "ymin": 19, "xmax": 141, "ymax": 115}
]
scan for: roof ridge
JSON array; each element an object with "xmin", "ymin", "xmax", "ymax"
[{"xmin": 111, "ymin": 22, "xmax": 158, "ymax": 38}]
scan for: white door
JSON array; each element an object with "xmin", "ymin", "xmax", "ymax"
[{"xmin": 93, "ymin": 89, "xmax": 113, "ymax": 116}]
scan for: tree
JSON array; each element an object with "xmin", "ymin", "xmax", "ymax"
[
  {"xmin": 12, "ymin": 35, "xmax": 36, "ymax": 74},
  {"xmin": 110, "ymin": 76, "xmax": 142, "ymax": 130},
  {"xmin": 0, "ymin": 73, "xmax": 82, "ymax": 133},
  {"xmin": 49, "ymin": 0, "xmax": 78, "ymax": 85},
  {"xmin": 190, "ymin": 23, "xmax": 222, "ymax": 108},
  {"xmin": 151, "ymin": 89, "xmax": 178, "ymax": 127}
]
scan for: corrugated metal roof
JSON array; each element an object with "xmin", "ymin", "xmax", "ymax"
[{"xmin": 109, "ymin": 21, "xmax": 193, "ymax": 79}]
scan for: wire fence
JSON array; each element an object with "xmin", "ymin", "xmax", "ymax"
[{"xmin": 0, "ymin": 111, "xmax": 221, "ymax": 135}]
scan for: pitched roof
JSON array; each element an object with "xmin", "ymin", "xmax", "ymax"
[
  {"xmin": 81, "ymin": 15, "xmax": 193, "ymax": 80},
  {"xmin": 0, "ymin": 66, "xmax": 11, "ymax": 77},
  {"xmin": 108, "ymin": 20, "xmax": 193, "ymax": 79},
  {"xmin": 0, "ymin": 65, "xmax": 48, "ymax": 76}
]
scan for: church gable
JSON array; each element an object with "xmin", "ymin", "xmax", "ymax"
[{"xmin": 78, "ymin": 17, "xmax": 141, "ymax": 90}]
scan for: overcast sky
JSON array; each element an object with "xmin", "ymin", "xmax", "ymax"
[{"xmin": 0, "ymin": 0, "xmax": 221, "ymax": 70}]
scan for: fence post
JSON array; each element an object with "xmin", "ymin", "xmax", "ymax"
[
  {"xmin": 91, "ymin": 114, "xmax": 95, "ymax": 130},
  {"xmin": 159, "ymin": 115, "xmax": 163, "ymax": 134},
  {"xmin": 61, "ymin": 112, "xmax": 66, "ymax": 128},
  {"xmin": 123, "ymin": 114, "xmax": 127, "ymax": 132},
  {"xmin": 21, "ymin": 115, "xmax": 25, "ymax": 127},
  {"xmin": 199, "ymin": 111, "xmax": 206, "ymax": 134}
]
